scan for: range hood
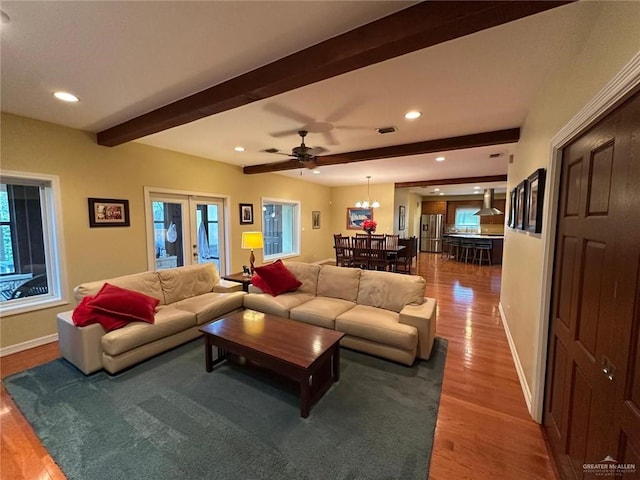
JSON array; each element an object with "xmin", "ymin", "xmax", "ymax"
[{"xmin": 474, "ymin": 189, "xmax": 503, "ymax": 216}]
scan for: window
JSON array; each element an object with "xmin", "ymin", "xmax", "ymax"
[
  {"xmin": 454, "ymin": 206, "xmax": 480, "ymax": 232},
  {"xmin": 262, "ymin": 198, "xmax": 300, "ymax": 261},
  {"xmin": 0, "ymin": 172, "xmax": 66, "ymax": 315}
]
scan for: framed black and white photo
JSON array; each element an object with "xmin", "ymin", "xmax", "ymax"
[
  {"xmin": 525, "ymin": 168, "xmax": 546, "ymax": 233},
  {"xmin": 516, "ymin": 181, "xmax": 527, "ymax": 230},
  {"xmin": 508, "ymin": 188, "xmax": 517, "ymax": 229},
  {"xmin": 239, "ymin": 203, "xmax": 253, "ymax": 225},
  {"xmin": 398, "ymin": 205, "xmax": 406, "ymax": 231}
]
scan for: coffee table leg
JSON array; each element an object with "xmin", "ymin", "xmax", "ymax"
[
  {"xmin": 332, "ymin": 346, "xmax": 340, "ymax": 381},
  {"xmin": 204, "ymin": 335, "xmax": 213, "ymax": 372},
  {"xmin": 300, "ymin": 376, "xmax": 311, "ymax": 418}
]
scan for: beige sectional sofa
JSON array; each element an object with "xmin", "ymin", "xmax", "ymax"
[
  {"xmin": 57, "ymin": 263, "xmax": 245, "ymax": 374},
  {"xmin": 244, "ymin": 262, "xmax": 437, "ymax": 365}
]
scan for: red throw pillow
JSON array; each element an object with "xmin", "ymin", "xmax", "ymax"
[
  {"xmin": 250, "ymin": 273, "xmax": 273, "ymax": 295},
  {"xmin": 88, "ymin": 283, "xmax": 159, "ymax": 324},
  {"xmin": 253, "ymin": 260, "xmax": 301, "ymax": 296},
  {"xmin": 72, "ymin": 295, "xmax": 130, "ymax": 331},
  {"xmin": 72, "ymin": 295, "xmax": 98, "ymax": 327}
]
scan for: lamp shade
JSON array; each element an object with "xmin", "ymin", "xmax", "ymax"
[{"xmin": 241, "ymin": 231, "xmax": 264, "ymax": 249}]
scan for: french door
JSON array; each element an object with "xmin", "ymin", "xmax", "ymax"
[{"xmin": 146, "ymin": 190, "xmax": 227, "ymax": 274}]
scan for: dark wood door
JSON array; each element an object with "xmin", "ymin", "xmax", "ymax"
[{"xmin": 544, "ymin": 90, "xmax": 640, "ymax": 479}]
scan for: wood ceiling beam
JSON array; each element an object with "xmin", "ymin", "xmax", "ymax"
[
  {"xmin": 243, "ymin": 128, "xmax": 520, "ymax": 174},
  {"xmin": 97, "ymin": 1, "xmax": 571, "ymax": 147},
  {"xmin": 395, "ymin": 175, "xmax": 508, "ymax": 189}
]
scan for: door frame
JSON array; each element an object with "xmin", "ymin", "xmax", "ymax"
[
  {"xmin": 143, "ymin": 186, "xmax": 231, "ymax": 274},
  {"xmin": 531, "ymin": 52, "xmax": 640, "ymax": 422}
]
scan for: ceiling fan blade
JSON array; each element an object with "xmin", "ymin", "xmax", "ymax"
[
  {"xmin": 321, "ymin": 130, "xmax": 339, "ymax": 146},
  {"xmin": 263, "ymin": 103, "xmax": 314, "ymax": 125},
  {"xmin": 324, "ymin": 97, "xmax": 364, "ymax": 123},
  {"xmin": 269, "ymin": 128, "xmax": 302, "ymax": 138},
  {"xmin": 302, "ymin": 158, "xmax": 317, "ymax": 169},
  {"xmin": 309, "ymin": 146, "xmax": 329, "ymax": 155}
]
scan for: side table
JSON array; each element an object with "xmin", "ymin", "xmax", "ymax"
[{"xmin": 222, "ymin": 272, "xmax": 252, "ymax": 292}]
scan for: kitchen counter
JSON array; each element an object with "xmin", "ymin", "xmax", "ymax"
[
  {"xmin": 443, "ymin": 234, "xmax": 504, "ymax": 264},
  {"xmin": 444, "ymin": 233, "xmax": 504, "ymax": 239}
]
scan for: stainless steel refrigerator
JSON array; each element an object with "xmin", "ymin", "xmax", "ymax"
[{"xmin": 420, "ymin": 214, "xmax": 444, "ymax": 252}]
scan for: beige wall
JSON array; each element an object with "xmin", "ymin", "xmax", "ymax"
[
  {"xmin": 0, "ymin": 113, "xmax": 333, "ymax": 348},
  {"xmin": 500, "ymin": 1, "xmax": 640, "ymax": 413},
  {"xmin": 329, "ymin": 182, "xmax": 395, "ymax": 237}
]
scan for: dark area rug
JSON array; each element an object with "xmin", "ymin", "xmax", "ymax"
[{"xmin": 4, "ymin": 338, "xmax": 447, "ymax": 480}]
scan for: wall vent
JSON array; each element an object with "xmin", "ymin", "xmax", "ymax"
[
  {"xmin": 264, "ymin": 148, "xmax": 279, "ymax": 153},
  {"xmin": 489, "ymin": 152, "xmax": 502, "ymax": 158},
  {"xmin": 376, "ymin": 126, "xmax": 397, "ymax": 134}
]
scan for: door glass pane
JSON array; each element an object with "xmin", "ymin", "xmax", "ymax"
[
  {"xmin": 153, "ymin": 201, "xmax": 184, "ymax": 270},
  {"xmin": 195, "ymin": 203, "xmax": 221, "ymax": 272}
]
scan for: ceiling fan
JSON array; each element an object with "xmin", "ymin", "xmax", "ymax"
[{"xmin": 264, "ymin": 130, "xmax": 328, "ymax": 168}]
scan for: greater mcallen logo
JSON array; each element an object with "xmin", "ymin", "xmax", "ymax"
[{"xmin": 583, "ymin": 456, "xmax": 636, "ymax": 476}]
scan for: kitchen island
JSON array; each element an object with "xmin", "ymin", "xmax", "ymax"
[{"xmin": 443, "ymin": 234, "xmax": 504, "ymax": 264}]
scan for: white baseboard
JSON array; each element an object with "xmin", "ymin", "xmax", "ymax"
[
  {"xmin": 499, "ymin": 302, "xmax": 534, "ymax": 418},
  {"xmin": 0, "ymin": 333, "xmax": 58, "ymax": 357}
]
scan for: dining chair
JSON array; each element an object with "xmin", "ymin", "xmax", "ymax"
[
  {"xmin": 396, "ymin": 237, "xmax": 414, "ymax": 274},
  {"xmin": 368, "ymin": 237, "xmax": 392, "ymax": 271},
  {"xmin": 351, "ymin": 236, "xmax": 371, "ymax": 269},
  {"xmin": 385, "ymin": 234, "xmax": 400, "ymax": 272},
  {"xmin": 334, "ymin": 235, "xmax": 354, "ymax": 267}
]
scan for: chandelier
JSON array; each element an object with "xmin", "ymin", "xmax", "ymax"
[{"xmin": 355, "ymin": 176, "xmax": 380, "ymax": 209}]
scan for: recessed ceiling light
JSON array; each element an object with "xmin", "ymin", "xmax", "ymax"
[
  {"xmin": 234, "ymin": 146, "xmax": 245, "ymax": 152},
  {"xmin": 439, "ymin": 192, "xmax": 445, "ymax": 196},
  {"xmin": 435, "ymin": 156, "xmax": 445, "ymax": 162},
  {"xmin": 404, "ymin": 110, "xmax": 422, "ymax": 120},
  {"xmin": 53, "ymin": 91, "xmax": 79, "ymax": 103},
  {"xmin": 434, "ymin": 188, "xmax": 440, "ymax": 192},
  {"xmin": 312, "ymin": 170, "xmax": 320, "ymax": 175},
  {"xmin": 474, "ymin": 186, "xmax": 481, "ymax": 190}
]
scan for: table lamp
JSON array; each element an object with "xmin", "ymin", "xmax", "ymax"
[{"xmin": 241, "ymin": 231, "xmax": 264, "ymax": 274}]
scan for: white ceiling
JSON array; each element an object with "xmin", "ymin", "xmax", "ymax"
[{"xmin": 1, "ymin": 1, "xmax": 599, "ymax": 193}]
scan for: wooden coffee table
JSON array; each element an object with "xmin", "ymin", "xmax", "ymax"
[{"xmin": 199, "ymin": 310, "xmax": 344, "ymax": 418}]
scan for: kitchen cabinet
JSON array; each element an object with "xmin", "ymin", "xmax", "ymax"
[{"xmin": 421, "ymin": 201, "xmax": 447, "ymax": 216}]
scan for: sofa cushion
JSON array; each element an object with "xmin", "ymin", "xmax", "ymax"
[
  {"xmin": 158, "ymin": 264, "xmax": 220, "ymax": 304},
  {"xmin": 101, "ymin": 307, "xmax": 196, "ymax": 356},
  {"xmin": 171, "ymin": 291, "xmax": 245, "ymax": 325},
  {"xmin": 357, "ymin": 270, "xmax": 425, "ymax": 313},
  {"xmin": 290, "ymin": 297, "xmax": 356, "ymax": 329},
  {"xmin": 317, "ymin": 265, "xmax": 361, "ymax": 302},
  {"xmin": 74, "ymin": 271, "xmax": 163, "ymax": 304},
  {"xmin": 254, "ymin": 260, "xmax": 301, "ymax": 296},
  {"xmin": 283, "ymin": 261, "xmax": 320, "ymax": 295},
  {"xmin": 243, "ymin": 292, "xmax": 314, "ymax": 318},
  {"xmin": 336, "ymin": 305, "xmax": 418, "ymax": 351},
  {"xmin": 89, "ymin": 283, "xmax": 159, "ymax": 323}
]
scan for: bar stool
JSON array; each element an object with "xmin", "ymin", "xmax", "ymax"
[
  {"xmin": 441, "ymin": 237, "xmax": 453, "ymax": 260},
  {"xmin": 460, "ymin": 240, "xmax": 476, "ymax": 263},
  {"xmin": 449, "ymin": 237, "xmax": 462, "ymax": 261},
  {"xmin": 475, "ymin": 240, "xmax": 493, "ymax": 266}
]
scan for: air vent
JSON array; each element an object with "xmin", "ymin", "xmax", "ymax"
[
  {"xmin": 489, "ymin": 152, "xmax": 502, "ymax": 158},
  {"xmin": 264, "ymin": 148, "xmax": 279, "ymax": 153},
  {"xmin": 377, "ymin": 126, "xmax": 397, "ymax": 134}
]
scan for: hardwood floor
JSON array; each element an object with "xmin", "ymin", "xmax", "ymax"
[{"xmin": 0, "ymin": 253, "xmax": 556, "ymax": 479}]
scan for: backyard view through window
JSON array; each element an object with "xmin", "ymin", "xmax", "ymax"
[
  {"xmin": 262, "ymin": 199, "xmax": 300, "ymax": 260},
  {"xmin": 454, "ymin": 206, "xmax": 481, "ymax": 232},
  {"xmin": 0, "ymin": 175, "xmax": 62, "ymax": 310}
]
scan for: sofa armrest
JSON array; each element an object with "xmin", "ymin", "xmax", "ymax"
[
  {"xmin": 248, "ymin": 284, "xmax": 265, "ymax": 294},
  {"xmin": 57, "ymin": 310, "xmax": 106, "ymax": 374},
  {"xmin": 399, "ymin": 297, "xmax": 437, "ymax": 360},
  {"xmin": 213, "ymin": 279, "xmax": 243, "ymax": 293}
]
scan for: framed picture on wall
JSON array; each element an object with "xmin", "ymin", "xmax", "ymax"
[
  {"xmin": 239, "ymin": 203, "xmax": 253, "ymax": 225},
  {"xmin": 346, "ymin": 207, "xmax": 373, "ymax": 230},
  {"xmin": 312, "ymin": 211, "xmax": 321, "ymax": 229},
  {"xmin": 398, "ymin": 205, "xmax": 406, "ymax": 231},
  {"xmin": 88, "ymin": 198, "xmax": 130, "ymax": 227},
  {"xmin": 525, "ymin": 168, "xmax": 546, "ymax": 233},
  {"xmin": 508, "ymin": 188, "xmax": 517, "ymax": 229},
  {"xmin": 515, "ymin": 181, "xmax": 527, "ymax": 230}
]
